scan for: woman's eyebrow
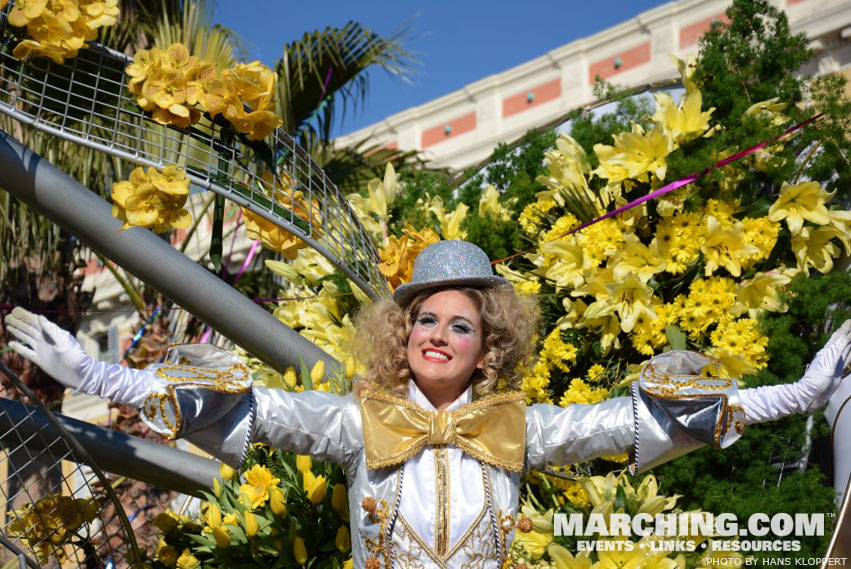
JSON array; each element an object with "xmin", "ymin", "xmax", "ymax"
[{"xmin": 417, "ymin": 311, "xmax": 477, "ymax": 327}]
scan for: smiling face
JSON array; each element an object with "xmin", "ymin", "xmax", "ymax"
[{"xmin": 406, "ymin": 289, "xmax": 485, "ymax": 409}]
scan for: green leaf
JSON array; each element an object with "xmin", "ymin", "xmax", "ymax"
[{"xmin": 664, "ymin": 325, "xmax": 688, "ymax": 351}]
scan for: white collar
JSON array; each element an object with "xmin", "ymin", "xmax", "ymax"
[{"xmin": 407, "ymin": 379, "xmax": 472, "ymax": 411}]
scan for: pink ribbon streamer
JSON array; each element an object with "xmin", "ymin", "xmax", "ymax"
[
  {"xmin": 233, "ymin": 241, "xmax": 260, "ymax": 286},
  {"xmin": 493, "ymin": 113, "xmax": 823, "ymax": 265}
]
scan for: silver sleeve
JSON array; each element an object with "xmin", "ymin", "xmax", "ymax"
[
  {"xmin": 525, "ymin": 350, "xmax": 747, "ymax": 474},
  {"xmin": 525, "ymin": 397, "xmax": 634, "ymax": 472}
]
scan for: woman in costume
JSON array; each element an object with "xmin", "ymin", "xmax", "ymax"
[{"xmin": 7, "ymin": 240, "xmax": 851, "ymax": 568}]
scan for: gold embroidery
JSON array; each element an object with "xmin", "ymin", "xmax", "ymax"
[
  {"xmin": 639, "ymin": 358, "xmax": 746, "ymax": 448},
  {"xmin": 434, "ymin": 447, "xmax": 449, "ymax": 556},
  {"xmin": 140, "ymin": 361, "xmax": 251, "ymax": 438},
  {"xmin": 390, "ymin": 463, "xmax": 499, "ymax": 567},
  {"xmin": 364, "ymin": 498, "xmax": 392, "ymax": 569},
  {"xmin": 496, "ymin": 509, "xmax": 514, "ymax": 564}
]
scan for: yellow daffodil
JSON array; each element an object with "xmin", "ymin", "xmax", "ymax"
[
  {"xmin": 303, "ymin": 470, "xmax": 327, "ymax": 505},
  {"xmin": 792, "ymin": 226, "xmax": 841, "ymax": 274},
  {"xmin": 176, "ymin": 548, "xmax": 201, "ymax": 569},
  {"xmin": 294, "ymin": 536, "xmax": 308, "ymax": 565},
  {"xmin": 239, "ymin": 464, "xmax": 280, "ymax": 509},
  {"xmin": 768, "ymin": 181, "xmax": 835, "ymax": 235},
  {"xmin": 701, "ymin": 216, "xmax": 760, "ymax": 277}
]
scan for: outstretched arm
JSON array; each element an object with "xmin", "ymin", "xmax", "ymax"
[
  {"xmin": 5, "ymin": 307, "xmax": 361, "ymax": 470},
  {"xmin": 6, "ymin": 306, "xmax": 154, "ymax": 407},
  {"xmin": 739, "ymin": 319, "xmax": 851, "ymax": 423}
]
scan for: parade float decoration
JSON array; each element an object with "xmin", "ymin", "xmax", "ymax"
[{"xmin": 1, "ymin": 0, "xmax": 850, "ymax": 567}]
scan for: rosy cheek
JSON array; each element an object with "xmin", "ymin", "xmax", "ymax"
[{"xmin": 454, "ymin": 336, "xmax": 474, "ymax": 351}]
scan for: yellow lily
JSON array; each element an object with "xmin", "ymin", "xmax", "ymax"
[
  {"xmin": 548, "ymin": 543, "xmax": 592, "ymax": 569},
  {"xmin": 768, "ymin": 181, "xmax": 834, "ymax": 235},
  {"xmin": 701, "ymin": 216, "xmax": 760, "ymax": 277},
  {"xmin": 791, "ymin": 226, "xmax": 841, "ymax": 274},
  {"xmin": 296, "ymin": 455, "xmax": 312, "ymax": 473},
  {"xmin": 652, "ymin": 89, "xmax": 716, "ymax": 144},
  {"xmin": 735, "ymin": 271, "xmax": 792, "ymax": 317},
  {"xmin": 478, "ymin": 185, "xmax": 511, "ymax": 221}
]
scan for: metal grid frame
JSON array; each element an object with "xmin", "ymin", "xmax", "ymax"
[
  {"xmin": 0, "ymin": 4, "xmax": 390, "ymax": 300},
  {"xmin": 0, "ymin": 363, "xmax": 142, "ymax": 568}
]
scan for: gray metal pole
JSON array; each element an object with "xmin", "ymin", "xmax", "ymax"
[
  {"xmin": 0, "ymin": 129, "xmax": 338, "ymax": 374},
  {"xmin": 0, "ymin": 398, "xmax": 218, "ymax": 496}
]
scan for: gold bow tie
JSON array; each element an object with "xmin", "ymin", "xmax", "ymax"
[{"xmin": 360, "ymin": 390, "xmax": 526, "ymax": 472}]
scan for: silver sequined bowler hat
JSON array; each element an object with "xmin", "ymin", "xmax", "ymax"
[{"xmin": 392, "ymin": 240, "xmax": 510, "ymax": 307}]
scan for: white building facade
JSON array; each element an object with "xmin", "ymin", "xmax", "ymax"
[{"xmin": 336, "ymin": 0, "xmax": 851, "ymax": 171}]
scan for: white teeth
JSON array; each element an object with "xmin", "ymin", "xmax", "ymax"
[{"xmin": 424, "ymin": 350, "xmax": 450, "ymax": 361}]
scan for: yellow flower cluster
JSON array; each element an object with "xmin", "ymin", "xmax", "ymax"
[
  {"xmin": 111, "ymin": 165, "xmax": 192, "ymax": 233},
  {"xmin": 8, "ymin": 494, "xmax": 98, "ymax": 564},
  {"xmin": 519, "ymin": 194, "xmax": 557, "ymax": 236},
  {"xmin": 242, "ymin": 188, "xmax": 321, "ymax": 259},
  {"xmin": 630, "ymin": 303, "xmax": 672, "ymax": 356},
  {"xmin": 378, "ymin": 225, "xmax": 440, "ymax": 291},
  {"xmin": 710, "ymin": 318, "xmax": 769, "ymax": 373},
  {"xmin": 672, "ymin": 277, "xmax": 738, "ymax": 340},
  {"xmin": 541, "ymin": 327, "xmax": 578, "ymax": 372},
  {"xmin": 127, "ymin": 42, "xmax": 282, "ymax": 138},
  {"xmin": 4, "ymin": 0, "xmax": 119, "ymax": 64},
  {"xmin": 558, "ymin": 377, "xmax": 608, "ymax": 407}
]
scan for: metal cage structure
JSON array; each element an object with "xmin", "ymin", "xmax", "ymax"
[
  {"xmin": 0, "ymin": 4, "xmax": 390, "ymax": 300},
  {"xmin": 0, "ymin": 363, "xmax": 143, "ymax": 569}
]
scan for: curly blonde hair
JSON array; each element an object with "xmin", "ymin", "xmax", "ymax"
[{"xmin": 353, "ymin": 284, "xmax": 538, "ymax": 399}]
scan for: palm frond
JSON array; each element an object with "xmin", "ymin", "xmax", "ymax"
[{"xmin": 275, "ymin": 21, "xmax": 416, "ymax": 145}]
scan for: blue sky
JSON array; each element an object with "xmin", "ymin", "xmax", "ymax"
[{"xmin": 214, "ymin": 0, "xmax": 667, "ymax": 137}]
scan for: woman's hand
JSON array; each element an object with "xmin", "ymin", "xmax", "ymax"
[
  {"xmin": 5, "ymin": 306, "xmax": 154, "ymax": 407},
  {"xmin": 6, "ymin": 306, "xmax": 90, "ymax": 388},
  {"xmin": 740, "ymin": 319, "xmax": 851, "ymax": 423}
]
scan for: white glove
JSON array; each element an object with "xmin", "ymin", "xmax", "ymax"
[
  {"xmin": 740, "ymin": 319, "xmax": 851, "ymax": 423},
  {"xmin": 5, "ymin": 307, "xmax": 154, "ymax": 408}
]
